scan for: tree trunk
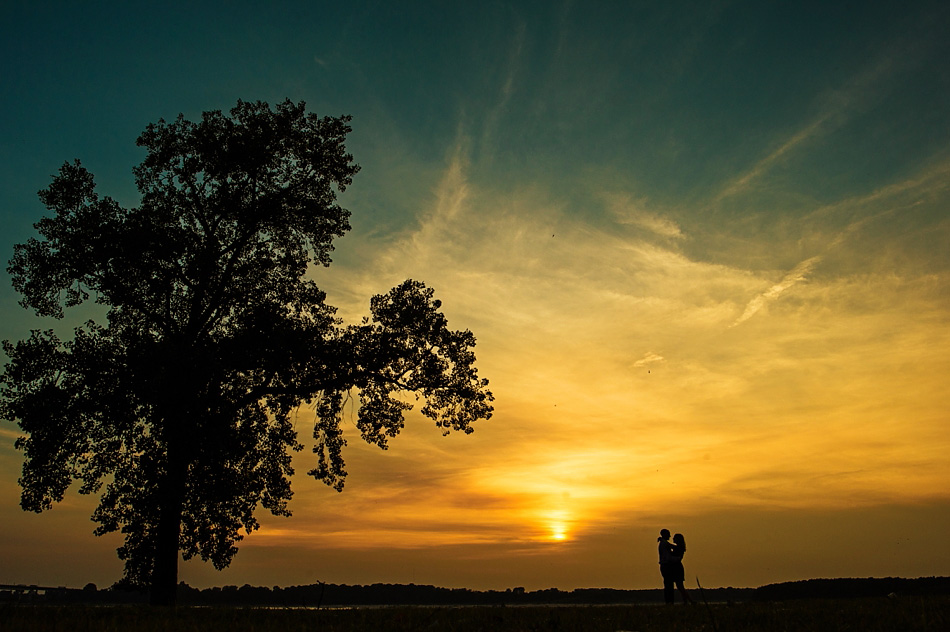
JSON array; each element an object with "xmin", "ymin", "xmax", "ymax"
[{"xmin": 149, "ymin": 450, "xmax": 187, "ymax": 606}]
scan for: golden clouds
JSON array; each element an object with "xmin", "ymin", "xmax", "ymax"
[{"xmin": 297, "ymin": 139, "xmax": 950, "ymax": 566}]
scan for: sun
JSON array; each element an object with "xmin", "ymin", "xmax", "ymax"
[{"xmin": 544, "ymin": 509, "xmax": 571, "ymax": 542}]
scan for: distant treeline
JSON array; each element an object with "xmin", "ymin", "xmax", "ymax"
[
  {"xmin": 4, "ymin": 577, "xmax": 949, "ymax": 606},
  {"xmin": 753, "ymin": 576, "xmax": 950, "ymax": 601},
  {"xmin": 176, "ymin": 583, "xmax": 755, "ymax": 607},
  {"xmin": 0, "ymin": 582, "xmax": 750, "ymax": 606}
]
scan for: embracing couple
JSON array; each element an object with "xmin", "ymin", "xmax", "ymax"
[{"xmin": 657, "ymin": 528, "xmax": 692, "ymax": 604}]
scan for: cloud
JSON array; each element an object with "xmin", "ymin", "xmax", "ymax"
[
  {"xmin": 714, "ymin": 117, "xmax": 831, "ymax": 204},
  {"xmin": 476, "ymin": 16, "xmax": 526, "ymax": 165},
  {"xmin": 304, "ymin": 88, "xmax": 950, "ymax": 566},
  {"xmin": 712, "ymin": 52, "xmax": 903, "ymax": 205},
  {"xmin": 633, "ymin": 352, "xmax": 664, "ymax": 368},
  {"xmin": 604, "ymin": 193, "xmax": 685, "ymax": 239},
  {"xmin": 731, "ymin": 255, "xmax": 822, "ymax": 327},
  {"xmin": 808, "ymin": 158, "xmax": 950, "ymax": 240}
]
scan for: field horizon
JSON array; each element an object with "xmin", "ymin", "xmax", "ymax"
[{"xmin": 5, "ymin": 575, "xmax": 950, "ymax": 608}]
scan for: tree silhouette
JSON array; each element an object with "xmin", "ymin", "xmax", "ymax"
[{"xmin": 1, "ymin": 99, "xmax": 493, "ymax": 606}]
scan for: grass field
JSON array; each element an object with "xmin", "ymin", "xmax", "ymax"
[{"xmin": 3, "ymin": 596, "xmax": 949, "ymax": 631}]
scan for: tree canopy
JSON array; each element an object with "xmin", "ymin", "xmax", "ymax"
[{"xmin": 0, "ymin": 99, "xmax": 493, "ymax": 605}]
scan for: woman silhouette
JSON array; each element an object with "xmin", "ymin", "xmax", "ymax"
[{"xmin": 670, "ymin": 533, "xmax": 693, "ymax": 603}]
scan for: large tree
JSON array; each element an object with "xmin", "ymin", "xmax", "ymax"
[{"xmin": 0, "ymin": 99, "xmax": 493, "ymax": 606}]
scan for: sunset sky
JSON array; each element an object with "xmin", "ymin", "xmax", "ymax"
[{"xmin": 2, "ymin": 0, "xmax": 949, "ymax": 592}]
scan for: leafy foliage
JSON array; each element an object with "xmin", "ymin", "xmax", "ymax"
[{"xmin": 0, "ymin": 99, "xmax": 492, "ymax": 596}]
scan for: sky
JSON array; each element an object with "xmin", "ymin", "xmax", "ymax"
[{"xmin": 1, "ymin": 0, "xmax": 949, "ymax": 592}]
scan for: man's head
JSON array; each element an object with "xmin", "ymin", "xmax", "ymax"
[{"xmin": 659, "ymin": 529, "xmax": 671, "ymax": 540}]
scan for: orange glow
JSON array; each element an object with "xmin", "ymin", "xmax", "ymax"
[{"xmin": 542, "ymin": 509, "xmax": 571, "ymax": 542}]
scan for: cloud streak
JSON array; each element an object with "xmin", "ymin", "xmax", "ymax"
[
  {"xmin": 604, "ymin": 193, "xmax": 685, "ymax": 239},
  {"xmin": 712, "ymin": 51, "xmax": 904, "ymax": 205},
  {"xmin": 713, "ymin": 117, "xmax": 830, "ymax": 204},
  {"xmin": 731, "ymin": 256, "xmax": 822, "ymax": 327}
]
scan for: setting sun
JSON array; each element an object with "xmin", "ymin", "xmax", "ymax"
[{"xmin": 543, "ymin": 509, "xmax": 572, "ymax": 542}]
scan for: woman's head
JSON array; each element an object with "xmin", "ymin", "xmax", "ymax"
[{"xmin": 673, "ymin": 533, "xmax": 686, "ymax": 549}]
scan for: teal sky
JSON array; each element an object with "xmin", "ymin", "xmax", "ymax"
[{"xmin": 2, "ymin": 1, "xmax": 949, "ymax": 591}]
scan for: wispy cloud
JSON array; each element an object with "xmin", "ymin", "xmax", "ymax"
[
  {"xmin": 731, "ymin": 255, "xmax": 822, "ymax": 327},
  {"xmin": 430, "ymin": 139, "xmax": 470, "ymax": 224},
  {"xmin": 808, "ymin": 157, "xmax": 950, "ymax": 237},
  {"xmin": 633, "ymin": 352, "xmax": 664, "ymax": 368},
  {"xmin": 712, "ymin": 53, "xmax": 901, "ymax": 204},
  {"xmin": 713, "ymin": 117, "xmax": 829, "ymax": 204},
  {"xmin": 604, "ymin": 193, "xmax": 685, "ymax": 239},
  {"xmin": 477, "ymin": 16, "xmax": 526, "ymax": 164}
]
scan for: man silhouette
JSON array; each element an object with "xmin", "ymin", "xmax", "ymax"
[{"xmin": 657, "ymin": 528, "xmax": 676, "ymax": 604}]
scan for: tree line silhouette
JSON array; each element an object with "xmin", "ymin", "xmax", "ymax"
[{"xmin": 6, "ymin": 577, "xmax": 950, "ymax": 606}]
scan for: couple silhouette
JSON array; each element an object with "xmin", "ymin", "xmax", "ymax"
[{"xmin": 657, "ymin": 529, "xmax": 692, "ymax": 604}]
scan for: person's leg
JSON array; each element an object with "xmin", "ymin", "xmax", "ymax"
[{"xmin": 663, "ymin": 574, "xmax": 675, "ymax": 604}]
